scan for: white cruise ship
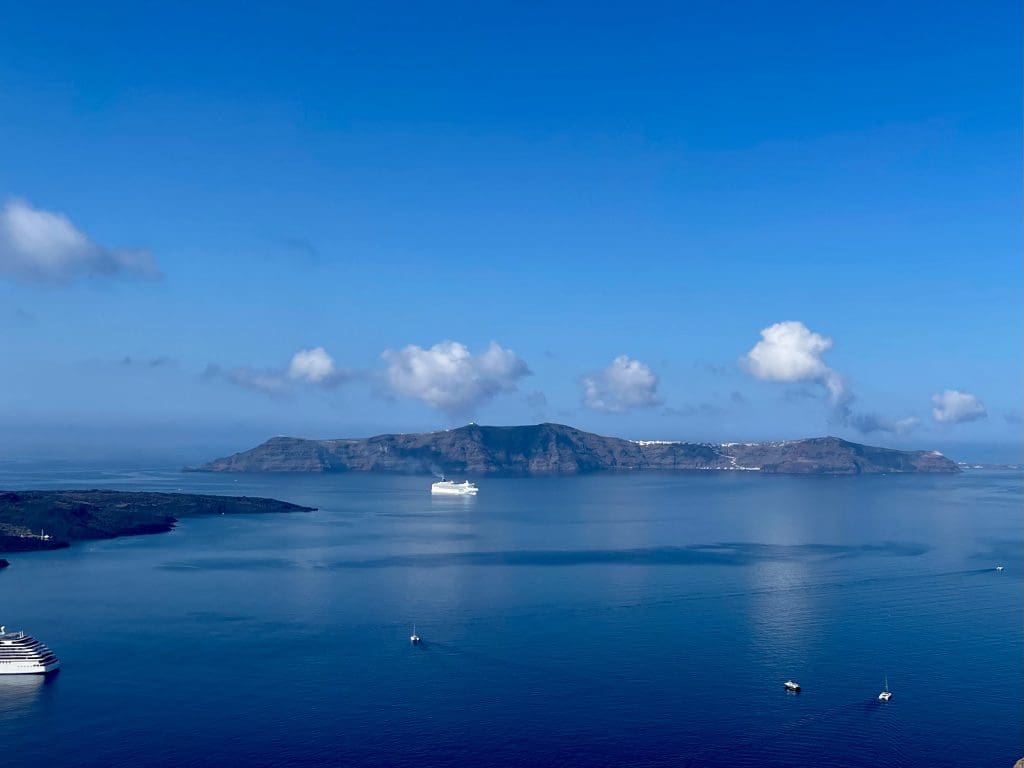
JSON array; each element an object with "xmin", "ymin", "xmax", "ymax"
[
  {"xmin": 0, "ymin": 626, "xmax": 60, "ymax": 674},
  {"xmin": 430, "ymin": 478, "xmax": 478, "ymax": 496}
]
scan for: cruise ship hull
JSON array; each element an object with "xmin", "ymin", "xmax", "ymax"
[{"xmin": 0, "ymin": 660, "xmax": 60, "ymax": 675}]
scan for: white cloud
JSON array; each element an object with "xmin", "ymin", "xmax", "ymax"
[
  {"xmin": 289, "ymin": 347, "xmax": 339, "ymax": 384},
  {"xmin": 742, "ymin": 321, "xmax": 923, "ymax": 436},
  {"xmin": 895, "ymin": 417, "xmax": 921, "ymax": 433},
  {"xmin": 848, "ymin": 413, "xmax": 920, "ymax": 435},
  {"xmin": 120, "ymin": 355, "xmax": 176, "ymax": 369},
  {"xmin": 204, "ymin": 364, "xmax": 290, "ymax": 396},
  {"xmin": 382, "ymin": 340, "xmax": 530, "ymax": 414},
  {"xmin": 207, "ymin": 346, "xmax": 348, "ymax": 396},
  {"xmin": 931, "ymin": 390, "xmax": 987, "ymax": 424},
  {"xmin": 0, "ymin": 199, "xmax": 160, "ymax": 283},
  {"xmin": 581, "ymin": 355, "xmax": 662, "ymax": 413},
  {"xmin": 743, "ymin": 320, "xmax": 846, "ymax": 402}
]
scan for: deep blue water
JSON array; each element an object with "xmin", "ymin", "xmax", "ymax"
[{"xmin": 0, "ymin": 466, "xmax": 1020, "ymax": 767}]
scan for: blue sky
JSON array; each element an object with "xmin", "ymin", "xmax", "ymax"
[{"xmin": 0, "ymin": 1, "xmax": 1020, "ymax": 461}]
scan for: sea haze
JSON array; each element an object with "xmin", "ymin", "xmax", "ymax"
[{"xmin": 0, "ymin": 466, "xmax": 1020, "ymax": 767}]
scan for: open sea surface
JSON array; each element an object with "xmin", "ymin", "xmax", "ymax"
[{"xmin": 0, "ymin": 465, "xmax": 1020, "ymax": 767}]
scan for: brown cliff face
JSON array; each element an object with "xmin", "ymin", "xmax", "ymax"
[{"xmin": 197, "ymin": 423, "xmax": 960, "ymax": 476}]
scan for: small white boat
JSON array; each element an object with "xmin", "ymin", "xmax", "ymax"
[
  {"xmin": 410, "ymin": 625, "xmax": 421, "ymax": 644},
  {"xmin": 431, "ymin": 478, "xmax": 478, "ymax": 496},
  {"xmin": 784, "ymin": 680, "xmax": 801, "ymax": 692},
  {"xmin": 878, "ymin": 676, "xmax": 892, "ymax": 701},
  {"xmin": 995, "ymin": 565, "xmax": 1005, "ymax": 571}
]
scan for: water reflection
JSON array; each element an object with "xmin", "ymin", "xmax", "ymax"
[
  {"xmin": 0, "ymin": 468, "xmax": 1017, "ymax": 767},
  {"xmin": 428, "ymin": 494, "xmax": 477, "ymax": 506},
  {"xmin": 745, "ymin": 559, "xmax": 817, "ymax": 659},
  {"xmin": 0, "ymin": 672, "xmax": 56, "ymax": 715}
]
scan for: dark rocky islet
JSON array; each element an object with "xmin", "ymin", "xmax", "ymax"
[{"xmin": 0, "ymin": 490, "xmax": 315, "ymax": 554}]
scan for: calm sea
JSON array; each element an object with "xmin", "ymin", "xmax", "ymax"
[{"xmin": 0, "ymin": 465, "xmax": 1020, "ymax": 767}]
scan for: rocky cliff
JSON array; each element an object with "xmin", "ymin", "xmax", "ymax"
[{"xmin": 196, "ymin": 423, "xmax": 959, "ymax": 476}]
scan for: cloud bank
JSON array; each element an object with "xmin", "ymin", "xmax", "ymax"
[
  {"xmin": 581, "ymin": 355, "xmax": 662, "ymax": 413},
  {"xmin": 931, "ymin": 390, "xmax": 987, "ymax": 424},
  {"xmin": 383, "ymin": 340, "xmax": 530, "ymax": 414},
  {"xmin": 0, "ymin": 199, "xmax": 160, "ymax": 283}
]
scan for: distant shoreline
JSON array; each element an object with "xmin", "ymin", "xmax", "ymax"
[
  {"xmin": 196, "ymin": 422, "xmax": 961, "ymax": 476},
  {"xmin": 958, "ymin": 463, "xmax": 1024, "ymax": 471}
]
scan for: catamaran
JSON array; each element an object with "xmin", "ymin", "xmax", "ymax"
[{"xmin": 878, "ymin": 676, "xmax": 892, "ymax": 701}]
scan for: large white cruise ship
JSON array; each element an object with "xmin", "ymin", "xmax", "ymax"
[
  {"xmin": 0, "ymin": 626, "xmax": 60, "ymax": 674},
  {"xmin": 430, "ymin": 478, "xmax": 478, "ymax": 496}
]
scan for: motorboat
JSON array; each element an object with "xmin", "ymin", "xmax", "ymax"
[{"xmin": 431, "ymin": 478, "xmax": 478, "ymax": 496}]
